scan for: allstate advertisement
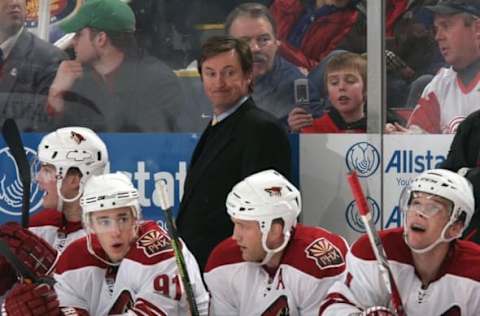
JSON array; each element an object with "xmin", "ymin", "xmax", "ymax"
[
  {"xmin": 0, "ymin": 133, "xmax": 198, "ymax": 225},
  {"xmin": 382, "ymin": 135, "xmax": 453, "ymax": 230},
  {"xmin": 299, "ymin": 134, "xmax": 454, "ymax": 244}
]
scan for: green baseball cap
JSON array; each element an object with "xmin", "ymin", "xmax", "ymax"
[{"xmin": 60, "ymin": 0, "xmax": 136, "ymax": 33}]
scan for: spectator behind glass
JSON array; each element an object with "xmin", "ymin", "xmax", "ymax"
[
  {"xmin": 225, "ymin": 2, "xmax": 322, "ymax": 127},
  {"xmin": 270, "ymin": 0, "xmax": 367, "ymax": 71},
  {"xmin": 385, "ymin": 0, "xmax": 480, "ymax": 134},
  {"xmin": 47, "ymin": 0, "xmax": 188, "ymax": 132},
  {"xmin": 288, "ymin": 52, "xmax": 366, "ymax": 133},
  {"xmin": 0, "ymin": 0, "xmax": 65, "ymax": 131}
]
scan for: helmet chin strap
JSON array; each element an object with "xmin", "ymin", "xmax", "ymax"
[
  {"xmin": 56, "ymin": 179, "xmax": 83, "ymax": 211},
  {"xmin": 260, "ymin": 226, "xmax": 291, "ymax": 265},
  {"xmin": 85, "ymin": 220, "xmax": 139, "ymax": 267},
  {"xmin": 404, "ymin": 218, "xmax": 461, "ymax": 254}
]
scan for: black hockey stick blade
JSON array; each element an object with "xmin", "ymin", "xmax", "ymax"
[{"xmin": 2, "ymin": 119, "xmax": 31, "ymax": 228}]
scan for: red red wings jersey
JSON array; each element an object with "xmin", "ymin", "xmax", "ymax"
[
  {"xmin": 29, "ymin": 209, "xmax": 85, "ymax": 253},
  {"xmin": 54, "ymin": 221, "xmax": 209, "ymax": 316},
  {"xmin": 320, "ymin": 228, "xmax": 480, "ymax": 315},
  {"xmin": 204, "ymin": 224, "xmax": 349, "ymax": 315},
  {"xmin": 408, "ymin": 67, "xmax": 480, "ymax": 133}
]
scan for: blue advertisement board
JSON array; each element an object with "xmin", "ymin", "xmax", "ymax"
[{"xmin": 0, "ymin": 133, "xmax": 299, "ymax": 225}]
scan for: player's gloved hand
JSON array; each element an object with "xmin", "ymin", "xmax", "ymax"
[
  {"xmin": 360, "ymin": 306, "xmax": 396, "ymax": 316},
  {"xmin": 0, "ymin": 222, "xmax": 58, "ymax": 278},
  {"xmin": 4, "ymin": 282, "xmax": 60, "ymax": 316}
]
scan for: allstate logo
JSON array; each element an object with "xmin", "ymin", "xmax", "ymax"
[
  {"xmin": 0, "ymin": 147, "xmax": 43, "ymax": 216},
  {"xmin": 345, "ymin": 197, "xmax": 380, "ymax": 233},
  {"xmin": 345, "ymin": 142, "xmax": 380, "ymax": 177}
]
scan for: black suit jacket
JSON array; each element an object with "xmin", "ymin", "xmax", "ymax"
[
  {"xmin": 0, "ymin": 29, "xmax": 65, "ymax": 131},
  {"xmin": 177, "ymin": 97, "xmax": 291, "ymax": 270}
]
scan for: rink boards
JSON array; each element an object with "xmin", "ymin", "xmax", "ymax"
[{"xmin": 0, "ymin": 133, "xmax": 453, "ymax": 243}]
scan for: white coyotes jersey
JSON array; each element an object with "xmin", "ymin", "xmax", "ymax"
[
  {"xmin": 320, "ymin": 228, "xmax": 480, "ymax": 316},
  {"xmin": 408, "ymin": 67, "xmax": 480, "ymax": 133},
  {"xmin": 29, "ymin": 209, "xmax": 86, "ymax": 253},
  {"xmin": 54, "ymin": 221, "xmax": 209, "ymax": 316},
  {"xmin": 204, "ymin": 224, "xmax": 349, "ymax": 316}
]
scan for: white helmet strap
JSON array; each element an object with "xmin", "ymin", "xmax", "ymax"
[
  {"xmin": 259, "ymin": 220, "xmax": 291, "ymax": 265},
  {"xmin": 404, "ymin": 214, "xmax": 462, "ymax": 254},
  {"xmin": 56, "ymin": 178, "xmax": 83, "ymax": 211}
]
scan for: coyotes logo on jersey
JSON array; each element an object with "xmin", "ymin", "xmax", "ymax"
[
  {"xmin": 136, "ymin": 230, "xmax": 172, "ymax": 257},
  {"xmin": 305, "ymin": 237, "xmax": 345, "ymax": 269}
]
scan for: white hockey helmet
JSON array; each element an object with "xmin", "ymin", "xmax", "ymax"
[
  {"xmin": 81, "ymin": 172, "xmax": 141, "ymax": 226},
  {"xmin": 36, "ymin": 127, "xmax": 108, "ymax": 205},
  {"xmin": 227, "ymin": 169, "xmax": 301, "ymax": 264},
  {"xmin": 399, "ymin": 168, "xmax": 474, "ymax": 253}
]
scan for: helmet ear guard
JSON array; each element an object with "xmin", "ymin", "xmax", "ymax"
[{"xmin": 226, "ymin": 169, "xmax": 301, "ymax": 263}]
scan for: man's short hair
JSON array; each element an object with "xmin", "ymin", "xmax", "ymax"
[
  {"xmin": 324, "ymin": 52, "xmax": 367, "ymax": 92},
  {"xmin": 89, "ymin": 28, "xmax": 139, "ymax": 57},
  {"xmin": 197, "ymin": 35, "xmax": 253, "ymax": 76},
  {"xmin": 224, "ymin": 2, "xmax": 277, "ymax": 36}
]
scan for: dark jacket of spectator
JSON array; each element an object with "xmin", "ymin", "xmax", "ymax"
[{"xmin": 0, "ymin": 29, "xmax": 65, "ymax": 131}]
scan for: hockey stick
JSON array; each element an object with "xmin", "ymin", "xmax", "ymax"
[
  {"xmin": 2, "ymin": 119, "xmax": 31, "ymax": 228},
  {"xmin": 347, "ymin": 171, "xmax": 406, "ymax": 316},
  {"xmin": 155, "ymin": 180, "xmax": 199, "ymax": 316}
]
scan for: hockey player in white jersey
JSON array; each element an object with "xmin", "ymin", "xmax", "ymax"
[
  {"xmin": 320, "ymin": 169, "xmax": 480, "ymax": 315},
  {"xmin": 49, "ymin": 172, "xmax": 208, "ymax": 315},
  {"xmin": 0, "ymin": 127, "xmax": 108, "ymax": 296},
  {"xmin": 204, "ymin": 169, "xmax": 349, "ymax": 315}
]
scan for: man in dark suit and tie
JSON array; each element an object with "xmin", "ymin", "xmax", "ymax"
[
  {"xmin": 0, "ymin": 0, "xmax": 65, "ymax": 131},
  {"xmin": 177, "ymin": 35, "xmax": 292, "ymax": 271}
]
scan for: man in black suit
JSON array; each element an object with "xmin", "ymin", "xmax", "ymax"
[
  {"xmin": 177, "ymin": 35, "xmax": 292, "ymax": 271},
  {"xmin": 0, "ymin": 0, "xmax": 65, "ymax": 131}
]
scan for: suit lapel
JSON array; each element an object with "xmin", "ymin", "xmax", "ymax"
[
  {"xmin": 1, "ymin": 30, "xmax": 30, "ymax": 94},
  {"xmin": 182, "ymin": 99, "xmax": 253, "ymax": 204}
]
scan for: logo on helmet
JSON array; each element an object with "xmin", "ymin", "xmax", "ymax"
[
  {"xmin": 70, "ymin": 131, "xmax": 86, "ymax": 144},
  {"xmin": 264, "ymin": 186, "xmax": 282, "ymax": 197},
  {"xmin": 345, "ymin": 142, "xmax": 380, "ymax": 177},
  {"xmin": 345, "ymin": 197, "xmax": 381, "ymax": 233},
  {"xmin": 0, "ymin": 146, "xmax": 43, "ymax": 216},
  {"xmin": 136, "ymin": 229, "xmax": 172, "ymax": 258},
  {"xmin": 305, "ymin": 238, "xmax": 345, "ymax": 269}
]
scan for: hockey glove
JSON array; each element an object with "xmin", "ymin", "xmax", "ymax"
[
  {"xmin": 4, "ymin": 282, "xmax": 60, "ymax": 316},
  {"xmin": 0, "ymin": 222, "xmax": 57, "ymax": 279}
]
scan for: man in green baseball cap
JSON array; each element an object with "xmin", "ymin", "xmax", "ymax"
[{"xmin": 46, "ymin": 0, "xmax": 189, "ymax": 132}]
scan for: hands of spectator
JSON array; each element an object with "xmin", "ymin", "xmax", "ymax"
[
  {"xmin": 47, "ymin": 60, "xmax": 83, "ymax": 114},
  {"xmin": 400, "ymin": 65, "xmax": 415, "ymax": 80},
  {"xmin": 288, "ymin": 107, "xmax": 313, "ymax": 132},
  {"xmin": 385, "ymin": 123, "xmax": 426, "ymax": 134},
  {"xmin": 385, "ymin": 122, "xmax": 410, "ymax": 134},
  {"xmin": 51, "ymin": 60, "xmax": 83, "ymax": 93}
]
